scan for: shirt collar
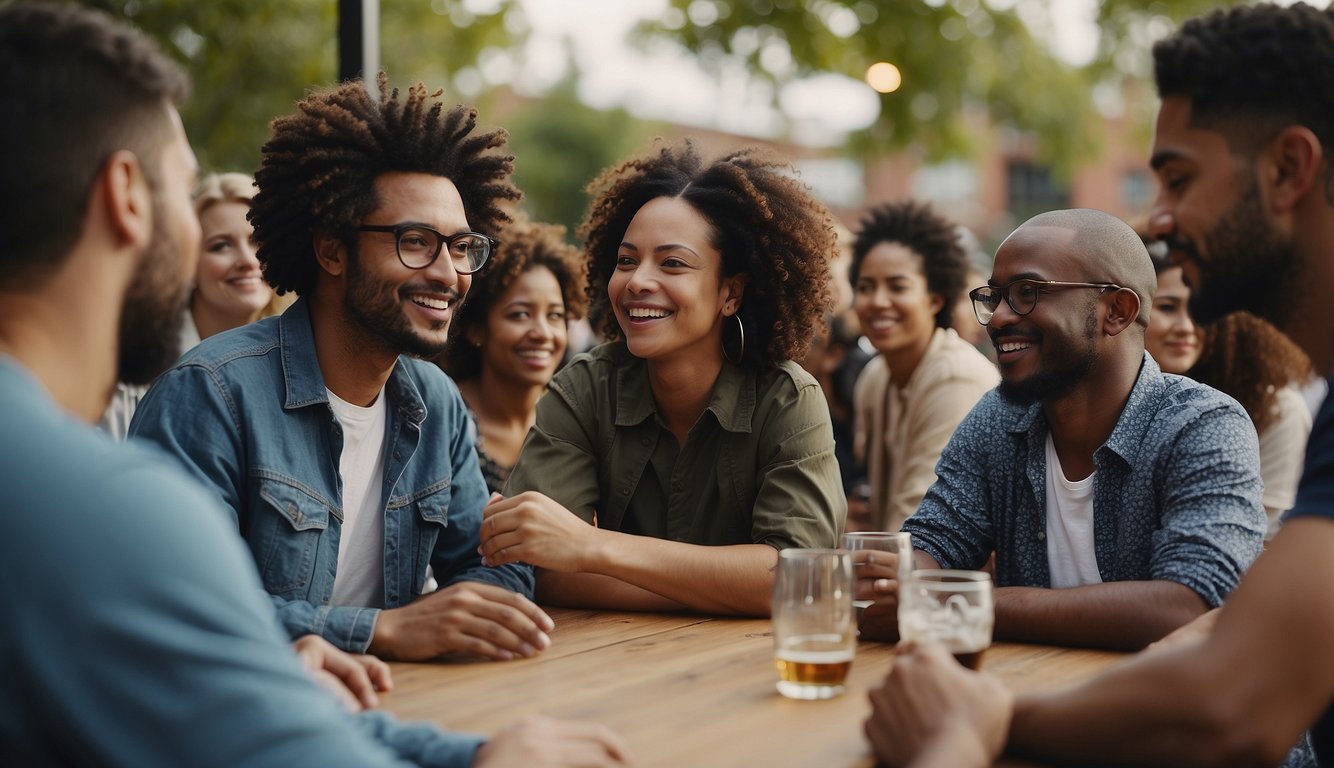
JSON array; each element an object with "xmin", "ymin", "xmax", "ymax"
[{"xmin": 611, "ymin": 343, "xmax": 756, "ymax": 434}]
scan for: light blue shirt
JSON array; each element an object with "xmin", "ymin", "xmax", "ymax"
[
  {"xmin": 903, "ymin": 354, "xmax": 1266, "ymax": 607},
  {"xmin": 0, "ymin": 358, "xmax": 483, "ymax": 766},
  {"xmin": 129, "ymin": 298, "xmax": 532, "ymax": 652}
]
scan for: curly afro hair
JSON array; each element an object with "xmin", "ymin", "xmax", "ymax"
[
  {"xmin": 1190, "ymin": 312, "xmax": 1311, "ymax": 434},
  {"xmin": 438, "ymin": 214, "xmax": 588, "ymax": 380},
  {"xmin": 849, "ymin": 200, "xmax": 969, "ymax": 330},
  {"xmin": 250, "ymin": 72, "xmax": 521, "ymax": 297},
  {"xmin": 1154, "ymin": 3, "xmax": 1334, "ymax": 159},
  {"xmin": 579, "ymin": 141, "xmax": 836, "ymax": 366}
]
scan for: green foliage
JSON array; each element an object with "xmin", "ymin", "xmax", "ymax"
[
  {"xmin": 504, "ymin": 81, "xmax": 654, "ymax": 240},
  {"xmin": 635, "ymin": 0, "xmax": 1256, "ymax": 175}
]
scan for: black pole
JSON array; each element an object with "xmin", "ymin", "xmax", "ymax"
[{"xmin": 338, "ymin": 0, "xmax": 362, "ymax": 82}]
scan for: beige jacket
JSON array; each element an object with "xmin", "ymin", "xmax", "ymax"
[{"xmin": 854, "ymin": 327, "xmax": 999, "ymax": 531}]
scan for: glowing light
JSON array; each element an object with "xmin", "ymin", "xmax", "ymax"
[{"xmin": 865, "ymin": 62, "xmax": 902, "ymax": 94}]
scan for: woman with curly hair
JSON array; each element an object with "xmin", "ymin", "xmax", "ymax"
[
  {"xmin": 850, "ymin": 200, "xmax": 998, "ymax": 532},
  {"xmin": 478, "ymin": 141, "xmax": 846, "ymax": 615},
  {"xmin": 1146, "ymin": 253, "xmax": 1312, "ymax": 539},
  {"xmin": 438, "ymin": 215, "xmax": 588, "ymax": 494}
]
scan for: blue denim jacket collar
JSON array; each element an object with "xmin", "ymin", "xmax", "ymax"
[{"xmin": 277, "ymin": 298, "xmax": 427, "ymax": 427}]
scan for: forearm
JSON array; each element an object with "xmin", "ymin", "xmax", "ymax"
[
  {"xmin": 274, "ymin": 594, "xmax": 380, "ymax": 653},
  {"xmin": 994, "ymin": 581, "xmax": 1206, "ymax": 650},
  {"xmin": 535, "ymin": 570, "xmax": 687, "ymax": 612},
  {"xmin": 587, "ymin": 532, "xmax": 778, "ymax": 616}
]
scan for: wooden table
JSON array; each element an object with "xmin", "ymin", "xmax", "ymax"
[{"xmin": 382, "ymin": 608, "xmax": 1124, "ymax": 767}]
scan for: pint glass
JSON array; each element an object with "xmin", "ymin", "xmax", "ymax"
[
  {"xmin": 897, "ymin": 569, "xmax": 993, "ymax": 669},
  {"xmin": 772, "ymin": 548, "xmax": 855, "ymax": 700}
]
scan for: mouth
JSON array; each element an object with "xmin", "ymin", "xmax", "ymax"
[
  {"xmin": 226, "ymin": 276, "xmax": 265, "ymax": 289},
  {"xmin": 625, "ymin": 306, "xmax": 672, "ymax": 322},
  {"xmin": 991, "ymin": 333, "xmax": 1038, "ymax": 364},
  {"xmin": 406, "ymin": 289, "xmax": 458, "ymax": 322},
  {"xmin": 516, "ymin": 349, "xmax": 557, "ymax": 368},
  {"xmin": 865, "ymin": 316, "xmax": 899, "ymax": 333}
]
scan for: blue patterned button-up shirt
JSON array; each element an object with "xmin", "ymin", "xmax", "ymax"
[{"xmin": 903, "ymin": 354, "xmax": 1265, "ymax": 607}]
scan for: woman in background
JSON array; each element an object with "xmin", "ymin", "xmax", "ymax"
[
  {"xmin": 102, "ymin": 172, "xmax": 288, "ymax": 438},
  {"xmin": 480, "ymin": 141, "xmax": 845, "ymax": 615},
  {"xmin": 438, "ymin": 215, "xmax": 588, "ymax": 494},
  {"xmin": 1146, "ymin": 254, "xmax": 1312, "ymax": 538},
  {"xmin": 851, "ymin": 200, "xmax": 998, "ymax": 532}
]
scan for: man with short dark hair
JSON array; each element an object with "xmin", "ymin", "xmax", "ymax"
[
  {"xmin": 0, "ymin": 4, "xmax": 627, "ymax": 765},
  {"xmin": 865, "ymin": 4, "xmax": 1334, "ymax": 766},
  {"xmin": 130, "ymin": 74, "xmax": 548, "ymax": 663}
]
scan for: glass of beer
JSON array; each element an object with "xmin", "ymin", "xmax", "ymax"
[
  {"xmin": 897, "ymin": 569, "xmax": 993, "ymax": 670},
  {"xmin": 840, "ymin": 531, "xmax": 913, "ymax": 611},
  {"xmin": 772, "ymin": 548, "xmax": 855, "ymax": 700}
]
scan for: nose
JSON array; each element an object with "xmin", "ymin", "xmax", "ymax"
[
  {"xmin": 421, "ymin": 248, "xmax": 461, "ymax": 288},
  {"xmin": 237, "ymin": 238, "xmax": 260, "ymax": 271},
  {"xmin": 1171, "ymin": 310, "xmax": 1196, "ymax": 335},
  {"xmin": 1146, "ymin": 205, "xmax": 1175, "ymax": 246},
  {"xmin": 985, "ymin": 294, "xmax": 1019, "ymax": 330},
  {"xmin": 624, "ymin": 261, "xmax": 656, "ymax": 293},
  {"xmin": 530, "ymin": 313, "xmax": 556, "ymax": 341}
]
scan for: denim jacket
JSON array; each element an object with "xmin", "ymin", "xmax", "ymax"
[{"xmin": 129, "ymin": 299, "xmax": 533, "ymax": 652}]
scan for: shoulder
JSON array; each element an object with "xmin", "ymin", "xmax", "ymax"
[
  {"xmin": 175, "ymin": 314, "xmax": 282, "ymax": 372},
  {"xmin": 549, "ymin": 342, "xmax": 629, "ymax": 398},
  {"xmin": 922, "ymin": 330, "xmax": 1000, "ymax": 386}
]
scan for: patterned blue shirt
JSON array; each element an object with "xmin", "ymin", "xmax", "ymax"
[{"xmin": 903, "ymin": 353, "xmax": 1266, "ymax": 607}]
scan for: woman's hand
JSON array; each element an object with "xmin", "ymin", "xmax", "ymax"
[{"xmin": 481, "ymin": 491, "xmax": 601, "ymax": 572}]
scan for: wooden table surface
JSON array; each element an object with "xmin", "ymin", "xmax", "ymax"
[{"xmin": 381, "ymin": 608, "xmax": 1125, "ymax": 767}]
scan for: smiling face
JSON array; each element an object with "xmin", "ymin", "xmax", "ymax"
[
  {"xmin": 852, "ymin": 241, "xmax": 943, "ymax": 363},
  {"xmin": 344, "ymin": 171, "xmax": 472, "ymax": 357},
  {"xmin": 1147, "ymin": 96, "xmax": 1302, "ymax": 328},
  {"xmin": 478, "ymin": 265, "xmax": 568, "ymax": 388},
  {"xmin": 986, "ymin": 226, "xmax": 1101, "ymax": 406},
  {"xmin": 1144, "ymin": 266, "xmax": 1202, "ymax": 375},
  {"xmin": 608, "ymin": 196, "xmax": 744, "ymax": 366},
  {"xmin": 194, "ymin": 200, "xmax": 270, "ymax": 323}
]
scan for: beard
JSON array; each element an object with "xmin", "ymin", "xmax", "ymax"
[
  {"xmin": 344, "ymin": 244, "xmax": 455, "ymax": 359},
  {"xmin": 117, "ymin": 197, "xmax": 190, "ymax": 386},
  {"xmin": 997, "ymin": 314, "xmax": 1098, "ymax": 406},
  {"xmin": 1183, "ymin": 179, "xmax": 1302, "ymax": 327}
]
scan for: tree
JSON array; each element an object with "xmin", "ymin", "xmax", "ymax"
[{"xmin": 634, "ymin": 0, "xmax": 1251, "ymax": 174}]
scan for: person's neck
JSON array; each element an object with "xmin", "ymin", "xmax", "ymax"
[
  {"xmin": 884, "ymin": 327, "xmax": 937, "ymax": 388},
  {"xmin": 0, "ymin": 241, "xmax": 129, "ymax": 424},
  {"xmin": 1041, "ymin": 351, "xmax": 1141, "ymax": 481},
  {"xmin": 1281, "ymin": 212, "xmax": 1334, "ymax": 375},
  {"xmin": 646, "ymin": 351, "xmax": 724, "ymax": 447},
  {"xmin": 190, "ymin": 299, "xmax": 254, "ymax": 342},
  {"xmin": 309, "ymin": 293, "xmax": 398, "ymax": 407},
  {"xmin": 460, "ymin": 370, "xmax": 543, "ymax": 431}
]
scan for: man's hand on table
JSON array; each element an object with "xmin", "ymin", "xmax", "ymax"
[
  {"xmin": 854, "ymin": 549, "xmax": 904, "ymax": 642},
  {"xmin": 865, "ymin": 643, "xmax": 1012, "ymax": 768},
  {"xmin": 473, "ymin": 715, "xmax": 634, "ymax": 767},
  {"xmin": 369, "ymin": 581, "xmax": 554, "ymax": 661},
  {"xmin": 292, "ymin": 634, "xmax": 392, "ymax": 711}
]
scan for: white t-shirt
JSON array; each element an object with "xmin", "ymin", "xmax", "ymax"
[
  {"xmin": 327, "ymin": 386, "xmax": 388, "ymax": 608},
  {"xmin": 1044, "ymin": 434, "xmax": 1103, "ymax": 589}
]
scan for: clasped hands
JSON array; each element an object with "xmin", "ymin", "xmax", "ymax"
[{"xmin": 479, "ymin": 491, "xmax": 602, "ymax": 573}]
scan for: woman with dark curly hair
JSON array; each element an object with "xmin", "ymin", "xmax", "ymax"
[
  {"xmin": 478, "ymin": 141, "xmax": 846, "ymax": 615},
  {"xmin": 438, "ymin": 215, "xmax": 588, "ymax": 494},
  {"xmin": 850, "ymin": 200, "xmax": 998, "ymax": 532},
  {"xmin": 1146, "ymin": 252, "xmax": 1313, "ymax": 539}
]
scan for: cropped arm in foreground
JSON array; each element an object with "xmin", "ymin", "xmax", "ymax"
[{"xmin": 491, "ymin": 349, "xmax": 844, "ymax": 616}]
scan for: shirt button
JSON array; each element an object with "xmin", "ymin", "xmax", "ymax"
[
  {"xmin": 641, "ymin": 438, "xmax": 651, "ymax": 447},
  {"xmin": 1037, "ymin": 531, "xmax": 1046, "ymax": 541},
  {"xmin": 621, "ymin": 489, "xmax": 630, "ymax": 496}
]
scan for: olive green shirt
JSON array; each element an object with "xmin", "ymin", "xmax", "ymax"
[{"xmin": 505, "ymin": 342, "xmax": 845, "ymax": 548}]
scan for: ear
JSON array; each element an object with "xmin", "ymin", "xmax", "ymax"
[
  {"xmin": 1103, "ymin": 288, "xmax": 1141, "ymax": 337},
  {"xmin": 466, "ymin": 324, "xmax": 485, "ymax": 347},
  {"xmin": 100, "ymin": 150, "xmax": 152, "ymax": 251},
  {"xmin": 313, "ymin": 233, "xmax": 346, "ymax": 277},
  {"xmin": 722, "ymin": 272, "xmax": 749, "ymax": 316},
  {"xmin": 1263, "ymin": 125, "xmax": 1323, "ymax": 213},
  {"xmin": 928, "ymin": 292, "xmax": 945, "ymax": 317}
]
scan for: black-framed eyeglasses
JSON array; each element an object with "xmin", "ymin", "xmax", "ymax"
[
  {"xmin": 356, "ymin": 223, "xmax": 496, "ymax": 274},
  {"xmin": 969, "ymin": 279, "xmax": 1122, "ymax": 325}
]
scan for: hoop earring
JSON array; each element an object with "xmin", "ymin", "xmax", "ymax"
[{"xmin": 723, "ymin": 313, "xmax": 745, "ymax": 363}]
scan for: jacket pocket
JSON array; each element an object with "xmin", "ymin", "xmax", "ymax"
[{"xmin": 252, "ymin": 477, "xmax": 331, "ymax": 597}]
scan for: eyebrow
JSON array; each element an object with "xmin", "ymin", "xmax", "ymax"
[
  {"xmin": 1148, "ymin": 148, "xmax": 1187, "ymax": 171},
  {"xmin": 618, "ymin": 241, "xmax": 700, "ymax": 258},
  {"xmin": 988, "ymin": 271, "xmax": 1047, "ymax": 286}
]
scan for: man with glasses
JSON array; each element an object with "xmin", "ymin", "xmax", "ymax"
[
  {"xmin": 861, "ymin": 207, "xmax": 1265, "ymax": 651},
  {"xmin": 131, "ymin": 77, "xmax": 552, "ymax": 663},
  {"xmin": 867, "ymin": 5, "xmax": 1334, "ymax": 767}
]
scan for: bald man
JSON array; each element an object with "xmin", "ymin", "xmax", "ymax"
[{"xmin": 859, "ymin": 209, "xmax": 1264, "ymax": 651}]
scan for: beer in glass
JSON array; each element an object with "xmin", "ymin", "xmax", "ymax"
[
  {"xmin": 898, "ymin": 569, "xmax": 993, "ymax": 669},
  {"xmin": 772, "ymin": 548, "xmax": 855, "ymax": 699}
]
